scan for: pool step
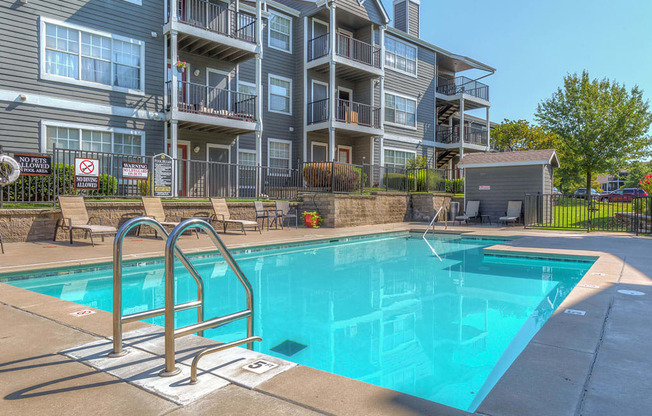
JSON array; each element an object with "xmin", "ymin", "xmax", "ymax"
[{"xmin": 61, "ymin": 326, "xmax": 296, "ymax": 406}]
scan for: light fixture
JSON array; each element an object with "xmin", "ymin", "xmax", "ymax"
[
  {"xmin": 193, "ymin": 69, "xmax": 200, "ymax": 77},
  {"xmin": 18, "ymin": 94, "xmax": 27, "ymax": 102},
  {"xmin": 193, "ymin": 146, "xmax": 200, "ymax": 153},
  {"xmin": 289, "ymin": 127, "xmax": 295, "ymax": 132},
  {"xmin": 151, "ymin": 31, "xmax": 158, "ymax": 38}
]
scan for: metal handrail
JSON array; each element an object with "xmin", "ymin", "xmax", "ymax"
[
  {"xmin": 161, "ymin": 218, "xmax": 261, "ymax": 378},
  {"xmin": 422, "ymin": 207, "xmax": 447, "ymax": 261},
  {"xmin": 110, "ymin": 217, "xmax": 206, "ymax": 358}
]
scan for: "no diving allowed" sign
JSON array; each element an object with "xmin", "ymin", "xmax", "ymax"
[{"xmin": 75, "ymin": 157, "xmax": 100, "ymax": 190}]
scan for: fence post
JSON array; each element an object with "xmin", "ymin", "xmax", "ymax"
[
  {"xmin": 52, "ymin": 144, "xmax": 58, "ymax": 207},
  {"xmin": 360, "ymin": 162, "xmax": 364, "ymax": 194},
  {"xmin": 330, "ymin": 161, "xmax": 335, "ymax": 193}
]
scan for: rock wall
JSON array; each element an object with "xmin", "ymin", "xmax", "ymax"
[{"xmin": 410, "ymin": 194, "xmax": 454, "ymax": 222}]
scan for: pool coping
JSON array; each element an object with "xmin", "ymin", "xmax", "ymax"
[{"xmin": 0, "ymin": 226, "xmax": 638, "ymax": 415}]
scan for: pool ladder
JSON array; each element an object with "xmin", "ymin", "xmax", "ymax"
[
  {"xmin": 109, "ymin": 217, "xmax": 261, "ymax": 384},
  {"xmin": 422, "ymin": 207, "xmax": 448, "ymax": 261}
]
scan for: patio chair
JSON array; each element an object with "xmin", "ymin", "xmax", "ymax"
[
  {"xmin": 53, "ymin": 196, "xmax": 117, "ymax": 246},
  {"xmin": 0, "ymin": 233, "xmax": 4, "ymax": 254},
  {"xmin": 254, "ymin": 200, "xmax": 275, "ymax": 230},
  {"xmin": 210, "ymin": 198, "xmax": 261, "ymax": 235},
  {"xmin": 455, "ymin": 201, "xmax": 480, "ymax": 225},
  {"xmin": 275, "ymin": 200, "xmax": 298, "ymax": 229},
  {"xmin": 141, "ymin": 197, "xmax": 199, "ymax": 239},
  {"xmin": 500, "ymin": 201, "xmax": 523, "ymax": 226}
]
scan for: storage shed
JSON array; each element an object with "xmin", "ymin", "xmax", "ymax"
[{"xmin": 458, "ymin": 149, "xmax": 560, "ymax": 222}]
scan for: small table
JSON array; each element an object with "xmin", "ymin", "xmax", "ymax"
[{"xmin": 481, "ymin": 215, "xmax": 492, "ymax": 225}]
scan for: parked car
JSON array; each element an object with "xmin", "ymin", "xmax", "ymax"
[
  {"xmin": 574, "ymin": 188, "xmax": 600, "ymax": 199},
  {"xmin": 599, "ymin": 190, "xmax": 614, "ymax": 201},
  {"xmin": 604, "ymin": 188, "xmax": 648, "ymax": 202},
  {"xmin": 553, "ymin": 187, "xmax": 562, "ymax": 195}
]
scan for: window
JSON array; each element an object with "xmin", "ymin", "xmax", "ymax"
[
  {"xmin": 384, "ymin": 148, "xmax": 415, "ymax": 168},
  {"xmin": 269, "ymin": 12, "xmax": 292, "ymax": 53},
  {"xmin": 41, "ymin": 18, "xmax": 144, "ymax": 93},
  {"xmin": 269, "ymin": 75, "xmax": 292, "ymax": 114},
  {"xmin": 42, "ymin": 122, "xmax": 144, "ymax": 155},
  {"xmin": 385, "ymin": 92, "xmax": 417, "ymax": 128},
  {"xmin": 385, "ymin": 36, "xmax": 417, "ymax": 76},
  {"xmin": 238, "ymin": 150, "xmax": 257, "ymax": 166},
  {"xmin": 238, "ymin": 81, "xmax": 257, "ymax": 96},
  {"xmin": 268, "ymin": 139, "xmax": 292, "ymax": 173}
]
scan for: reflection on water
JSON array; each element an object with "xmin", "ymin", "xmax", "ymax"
[{"xmin": 7, "ymin": 235, "xmax": 591, "ymax": 411}]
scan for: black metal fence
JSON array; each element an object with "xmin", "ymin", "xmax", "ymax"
[
  {"xmin": 0, "ymin": 148, "xmax": 465, "ymax": 206},
  {"xmin": 171, "ymin": 0, "xmax": 257, "ymax": 43},
  {"xmin": 525, "ymin": 194, "xmax": 652, "ymax": 235}
]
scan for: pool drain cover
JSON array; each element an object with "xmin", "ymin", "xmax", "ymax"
[{"xmin": 271, "ymin": 340, "xmax": 307, "ymax": 357}]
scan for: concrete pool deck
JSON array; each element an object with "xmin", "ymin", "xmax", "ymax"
[{"xmin": 1, "ymin": 223, "xmax": 651, "ymax": 415}]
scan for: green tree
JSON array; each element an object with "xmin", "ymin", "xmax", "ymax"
[
  {"xmin": 623, "ymin": 162, "xmax": 652, "ymax": 188},
  {"xmin": 492, "ymin": 119, "xmax": 558, "ymax": 152},
  {"xmin": 536, "ymin": 71, "xmax": 652, "ymax": 197}
]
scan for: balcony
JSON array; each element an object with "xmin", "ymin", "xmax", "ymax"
[
  {"xmin": 307, "ymin": 33, "xmax": 383, "ymax": 80},
  {"xmin": 437, "ymin": 76, "xmax": 489, "ymax": 102},
  {"xmin": 307, "ymin": 99, "xmax": 382, "ymax": 134},
  {"xmin": 165, "ymin": 0, "xmax": 258, "ymax": 63},
  {"xmin": 436, "ymin": 126, "xmax": 488, "ymax": 147},
  {"xmin": 166, "ymin": 80, "xmax": 257, "ymax": 133}
]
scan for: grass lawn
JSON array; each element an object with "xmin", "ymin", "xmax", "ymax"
[{"xmin": 532, "ymin": 198, "xmax": 635, "ymax": 231}]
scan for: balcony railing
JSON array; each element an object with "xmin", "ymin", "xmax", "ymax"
[
  {"xmin": 436, "ymin": 126, "xmax": 488, "ymax": 146},
  {"xmin": 308, "ymin": 98, "xmax": 381, "ymax": 129},
  {"xmin": 336, "ymin": 34, "xmax": 381, "ymax": 68},
  {"xmin": 171, "ymin": 0, "xmax": 256, "ymax": 44},
  {"xmin": 307, "ymin": 33, "xmax": 381, "ymax": 69},
  {"xmin": 437, "ymin": 76, "xmax": 489, "ymax": 101},
  {"xmin": 167, "ymin": 80, "xmax": 256, "ymax": 122}
]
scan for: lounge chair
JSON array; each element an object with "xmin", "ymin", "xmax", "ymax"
[
  {"xmin": 53, "ymin": 196, "xmax": 117, "ymax": 246},
  {"xmin": 455, "ymin": 201, "xmax": 480, "ymax": 225},
  {"xmin": 210, "ymin": 198, "xmax": 261, "ymax": 234},
  {"xmin": 275, "ymin": 200, "xmax": 298, "ymax": 229},
  {"xmin": 141, "ymin": 197, "xmax": 199, "ymax": 238},
  {"xmin": 500, "ymin": 201, "xmax": 523, "ymax": 226},
  {"xmin": 0, "ymin": 233, "xmax": 4, "ymax": 254}
]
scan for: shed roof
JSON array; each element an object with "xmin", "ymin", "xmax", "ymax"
[{"xmin": 459, "ymin": 150, "xmax": 560, "ymax": 169}]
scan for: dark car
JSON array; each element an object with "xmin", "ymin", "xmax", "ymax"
[
  {"xmin": 606, "ymin": 188, "xmax": 648, "ymax": 202},
  {"xmin": 574, "ymin": 188, "xmax": 600, "ymax": 199}
]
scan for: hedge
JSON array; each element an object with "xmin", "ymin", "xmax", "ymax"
[
  {"xmin": 445, "ymin": 178, "xmax": 464, "ymax": 194},
  {"xmin": 1, "ymin": 163, "xmax": 118, "ymax": 201},
  {"xmin": 302, "ymin": 162, "xmax": 364, "ymax": 192},
  {"xmin": 383, "ymin": 170, "xmax": 445, "ymax": 192}
]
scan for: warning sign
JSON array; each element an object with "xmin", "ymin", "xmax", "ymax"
[
  {"xmin": 75, "ymin": 157, "xmax": 100, "ymax": 190},
  {"xmin": 69, "ymin": 309, "xmax": 96, "ymax": 317},
  {"xmin": 122, "ymin": 161, "xmax": 149, "ymax": 180}
]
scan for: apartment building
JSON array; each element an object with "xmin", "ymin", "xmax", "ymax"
[{"xmin": 0, "ymin": 0, "xmax": 494, "ymax": 194}]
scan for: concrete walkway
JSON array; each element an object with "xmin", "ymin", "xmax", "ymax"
[{"xmin": 1, "ymin": 224, "xmax": 651, "ymax": 415}]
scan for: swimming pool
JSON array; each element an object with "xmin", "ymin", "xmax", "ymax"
[{"xmin": 1, "ymin": 233, "xmax": 593, "ymax": 411}]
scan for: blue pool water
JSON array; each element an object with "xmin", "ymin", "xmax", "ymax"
[{"xmin": 2, "ymin": 234, "xmax": 593, "ymax": 411}]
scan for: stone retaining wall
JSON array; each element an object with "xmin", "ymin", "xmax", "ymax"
[
  {"xmin": 0, "ymin": 201, "xmax": 281, "ymax": 242},
  {"xmin": 614, "ymin": 212, "xmax": 652, "ymax": 234},
  {"xmin": 410, "ymin": 194, "xmax": 455, "ymax": 222}
]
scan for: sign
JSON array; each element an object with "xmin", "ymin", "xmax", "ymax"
[
  {"xmin": 242, "ymin": 360, "xmax": 278, "ymax": 375},
  {"xmin": 69, "ymin": 309, "xmax": 96, "ymax": 317},
  {"xmin": 479, "ymin": 185, "xmax": 491, "ymax": 191},
  {"xmin": 14, "ymin": 153, "xmax": 52, "ymax": 176},
  {"xmin": 74, "ymin": 157, "xmax": 100, "ymax": 190},
  {"xmin": 153, "ymin": 153, "xmax": 173, "ymax": 197},
  {"xmin": 564, "ymin": 309, "xmax": 586, "ymax": 316},
  {"xmin": 122, "ymin": 161, "xmax": 149, "ymax": 180}
]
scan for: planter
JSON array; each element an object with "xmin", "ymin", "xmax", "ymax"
[
  {"xmin": 304, "ymin": 214, "xmax": 316, "ymax": 228},
  {"xmin": 303, "ymin": 212, "xmax": 323, "ymax": 228}
]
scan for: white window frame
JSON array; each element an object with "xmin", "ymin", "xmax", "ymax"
[
  {"xmin": 268, "ymin": 74, "xmax": 293, "ymax": 115},
  {"xmin": 268, "ymin": 10, "xmax": 293, "ymax": 54},
  {"xmin": 383, "ymin": 146, "xmax": 417, "ymax": 168},
  {"xmin": 206, "ymin": 143, "xmax": 231, "ymax": 163},
  {"xmin": 40, "ymin": 120, "xmax": 146, "ymax": 154},
  {"xmin": 311, "ymin": 141, "xmax": 328, "ymax": 162},
  {"xmin": 267, "ymin": 138, "xmax": 292, "ymax": 175},
  {"xmin": 238, "ymin": 80, "xmax": 257, "ymax": 95},
  {"xmin": 39, "ymin": 17, "xmax": 146, "ymax": 95},
  {"xmin": 238, "ymin": 148, "xmax": 257, "ymax": 165},
  {"xmin": 384, "ymin": 35, "xmax": 418, "ymax": 78},
  {"xmin": 337, "ymin": 144, "xmax": 353, "ymax": 164},
  {"xmin": 311, "ymin": 79, "xmax": 329, "ymax": 102},
  {"xmin": 311, "ymin": 17, "xmax": 329, "ymax": 39},
  {"xmin": 384, "ymin": 91, "xmax": 418, "ymax": 130}
]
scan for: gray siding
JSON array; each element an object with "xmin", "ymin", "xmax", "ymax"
[
  {"xmin": 337, "ymin": 0, "xmax": 385, "ymax": 26},
  {"xmin": 0, "ymin": 0, "xmax": 163, "ymax": 112},
  {"xmin": 394, "ymin": 1, "xmax": 408, "ymax": 33},
  {"xmin": 384, "ymin": 42, "xmax": 436, "ymax": 142},
  {"xmin": 0, "ymin": 102, "xmax": 164, "ymax": 154},
  {"xmin": 408, "ymin": 1, "xmax": 420, "ymax": 38},
  {"xmin": 465, "ymin": 165, "xmax": 546, "ymax": 221}
]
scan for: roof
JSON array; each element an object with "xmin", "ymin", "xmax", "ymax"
[{"xmin": 459, "ymin": 150, "xmax": 560, "ymax": 169}]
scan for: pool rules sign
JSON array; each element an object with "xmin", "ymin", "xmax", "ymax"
[{"xmin": 74, "ymin": 157, "xmax": 100, "ymax": 190}]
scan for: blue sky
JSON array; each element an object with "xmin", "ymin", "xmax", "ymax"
[{"xmin": 380, "ymin": 0, "xmax": 652, "ymax": 124}]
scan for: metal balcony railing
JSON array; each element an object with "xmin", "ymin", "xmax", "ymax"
[
  {"xmin": 167, "ymin": 80, "xmax": 257, "ymax": 122},
  {"xmin": 436, "ymin": 126, "xmax": 488, "ymax": 146},
  {"xmin": 171, "ymin": 0, "xmax": 257, "ymax": 44},
  {"xmin": 437, "ymin": 76, "xmax": 489, "ymax": 101},
  {"xmin": 307, "ymin": 33, "xmax": 381, "ymax": 69},
  {"xmin": 307, "ymin": 99, "xmax": 381, "ymax": 129}
]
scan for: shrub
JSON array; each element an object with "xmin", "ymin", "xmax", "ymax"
[
  {"xmin": 383, "ymin": 173, "xmax": 414, "ymax": 191},
  {"xmin": 445, "ymin": 178, "xmax": 464, "ymax": 194},
  {"xmin": 411, "ymin": 169, "xmax": 444, "ymax": 192},
  {"xmin": 302, "ymin": 162, "xmax": 362, "ymax": 192}
]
